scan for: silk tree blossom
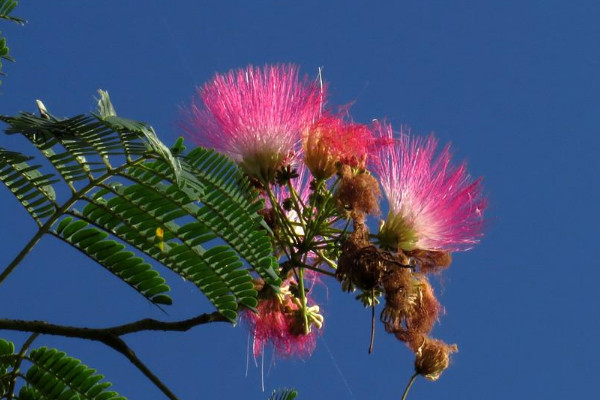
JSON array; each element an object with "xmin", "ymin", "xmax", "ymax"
[
  {"xmin": 303, "ymin": 114, "xmax": 374, "ymax": 180},
  {"xmin": 182, "ymin": 64, "xmax": 324, "ymax": 181},
  {"xmin": 241, "ymin": 272, "xmax": 323, "ymax": 359},
  {"xmin": 372, "ymin": 123, "xmax": 486, "ymax": 252}
]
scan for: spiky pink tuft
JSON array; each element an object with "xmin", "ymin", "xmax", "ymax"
[
  {"xmin": 303, "ymin": 114, "xmax": 375, "ymax": 178},
  {"xmin": 241, "ymin": 272, "xmax": 321, "ymax": 359},
  {"xmin": 242, "ymin": 298, "xmax": 318, "ymax": 359},
  {"xmin": 372, "ymin": 122, "xmax": 486, "ymax": 252},
  {"xmin": 182, "ymin": 64, "xmax": 323, "ymax": 180}
]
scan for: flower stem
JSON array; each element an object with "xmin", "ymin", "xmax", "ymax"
[
  {"xmin": 297, "ymin": 266, "xmax": 310, "ymax": 335},
  {"xmin": 302, "ymin": 263, "xmax": 336, "ymax": 277},
  {"xmin": 401, "ymin": 372, "xmax": 419, "ymax": 400},
  {"xmin": 368, "ymin": 288, "xmax": 375, "ymax": 354},
  {"xmin": 265, "ymin": 183, "xmax": 299, "ymax": 249},
  {"xmin": 0, "ymin": 159, "xmax": 146, "ymax": 286},
  {"xmin": 7, "ymin": 332, "xmax": 40, "ymax": 399}
]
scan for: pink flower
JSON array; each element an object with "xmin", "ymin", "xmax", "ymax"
[
  {"xmin": 303, "ymin": 114, "xmax": 374, "ymax": 179},
  {"xmin": 241, "ymin": 272, "xmax": 322, "ymax": 359},
  {"xmin": 182, "ymin": 64, "xmax": 324, "ymax": 181},
  {"xmin": 372, "ymin": 123, "xmax": 486, "ymax": 252}
]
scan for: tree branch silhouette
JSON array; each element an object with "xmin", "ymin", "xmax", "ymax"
[{"xmin": 0, "ymin": 312, "xmax": 229, "ymax": 399}]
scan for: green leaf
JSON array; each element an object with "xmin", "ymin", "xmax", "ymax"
[
  {"xmin": 93, "ymin": 90, "xmax": 182, "ymax": 185},
  {"xmin": 268, "ymin": 388, "xmax": 298, "ymax": 400},
  {"xmin": 19, "ymin": 346, "xmax": 126, "ymax": 400},
  {"xmin": 0, "ymin": 0, "xmax": 25, "ymax": 86},
  {"xmin": 0, "ymin": 338, "xmax": 15, "ymax": 393},
  {"xmin": 185, "ymin": 147, "xmax": 281, "ymax": 288},
  {"xmin": 51, "ymin": 218, "xmax": 172, "ymax": 305},
  {"xmin": 0, "ymin": 148, "xmax": 58, "ymax": 224},
  {"xmin": 0, "ymin": 0, "xmax": 25, "ymax": 25},
  {"xmin": 1, "ymin": 93, "xmax": 281, "ymax": 320}
]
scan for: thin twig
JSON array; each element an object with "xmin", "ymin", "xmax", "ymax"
[
  {"xmin": 0, "ymin": 231, "xmax": 44, "ymax": 285},
  {"xmin": 0, "ymin": 160, "xmax": 142, "ymax": 286},
  {"xmin": 7, "ymin": 333, "xmax": 40, "ymax": 399},
  {"xmin": 102, "ymin": 336, "xmax": 179, "ymax": 400},
  {"xmin": 401, "ymin": 372, "xmax": 419, "ymax": 400},
  {"xmin": 368, "ymin": 288, "xmax": 375, "ymax": 354}
]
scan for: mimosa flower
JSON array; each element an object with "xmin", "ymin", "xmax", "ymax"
[
  {"xmin": 241, "ymin": 273, "xmax": 323, "ymax": 359},
  {"xmin": 182, "ymin": 64, "xmax": 323, "ymax": 181},
  {"xmin": 373, "ymin": 123, "xmax": 486, "ymax": 252},
  {"xmin": 303, "ymin": 115, "xmax": 374, "ymax": 180}
]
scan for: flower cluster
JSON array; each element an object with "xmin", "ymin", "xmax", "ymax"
[
  {"xmin": 373, "ymin": 123, "xmax": 486, "ymax": 253},
  {"xmin": 182, "ymin": 64, "xmax": 486, "ymax": 392},
  {"xmin": 241, "ymin": 272, "xmax": 323, "ymax": 359},
  {"xmin": 182, "ymin": 64, "xmax": 323, "ymax": 182}
]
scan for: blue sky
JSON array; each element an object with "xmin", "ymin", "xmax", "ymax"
[{"xmin": 1, "ymin": 1, "xmax": 599, "ymax": 399}]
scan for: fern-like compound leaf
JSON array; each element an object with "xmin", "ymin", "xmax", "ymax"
[
  {"xmin": 18, "ymin": 346, "xmax": 125, "ymax": 400},
  {"xmin": 1, "ymin": 91, "xmax": 279, "ymax": 321},
  {"xmin": 0, "ymin": 338, "xmax": 15, "ymax": 395},
  {"xmin": 185, "ymin": 147, "xmax": 280, "ymax": 288},
  {"xmin": 0, "ymin": 148, "xmax": 58, "ymax": 225}
]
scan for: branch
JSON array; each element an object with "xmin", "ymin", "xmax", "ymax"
[
  {"xmin": 7, "ymin": 333, "xmax": 39, "ymax": 399},
  {"xmin": 0, "ymin": 312, "xmax": 229, "ymax": 399},
  {"xmin": 0, "ymin": 312, "xmax": 229, "ymax": 340},
  {"xmin": 102, "ymin": 335, "xmax": 180, "ymax": 400}
]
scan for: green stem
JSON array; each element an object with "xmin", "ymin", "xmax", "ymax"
[
  {"xmin": 303, "ymin": 178, "xmax": 325, "ymax": 241},
  {"xmin": 315, "ymin": 250, "xmax": 337, "ymax": 271},
  {"xmin": 0, "ymin": 230, "xmax": 44, "ymax": 285},
  {"xmin": 286, "ymin": 180, "xmax": 307, "ymax": 233},
  {"xmin": 7, "ymin": 333, "xmax": 40, "ymax": 399},
  {"xmin": 302, "ymin": 263, "xmax": 336, "ymax": 277},
  {"xmin": 0, "ymin": 160, "xmax": 143, "ymax": 286},
  {"xmin": 265, "ymin": 184, "xmax": 298, "ymax": 251},
  {"xmin": 297, "ymin": 266, "xmax": 310, "ymax": 335},
  {"xmin": 368, "ymin": 288, "xmax": 375, "ymax": 354},
  {"xmin": 104, "ymin": 336, "xmax": 180, "ymax": 400},
  {"xmin": 401, "ymin": 372, "xmax": 419, "ymax": 400}
]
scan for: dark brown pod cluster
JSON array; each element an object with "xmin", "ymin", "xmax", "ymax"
[
  {"xmin": 336, "ymin": 220, "xmax": 410, "ymax": 292},
  {"xmin": 335, "ymin": 215, "xmax": 458, "ymax": 380}
]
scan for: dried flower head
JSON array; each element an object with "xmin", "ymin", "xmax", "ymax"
[
  {"xmin": 182, "ymin": 64, "xmax": 323, "ymax": 181},
  {"xmin": 381, "ymin": 272, "xmax": 441, "ymax": 341},
  {"xmin": 335, "ymin": 165, "xmax": 381, "ymax": 220},
  {"xmin": 373, "ymin": 123, "xmax": 486, "ymax": 252},
  {"xmin": 408, "ymin": 249, "xmax": 453, "ymax": 274},
  {"xmin": 414, "ymin": 337, "xmax": 458, "ymax": 381}
]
